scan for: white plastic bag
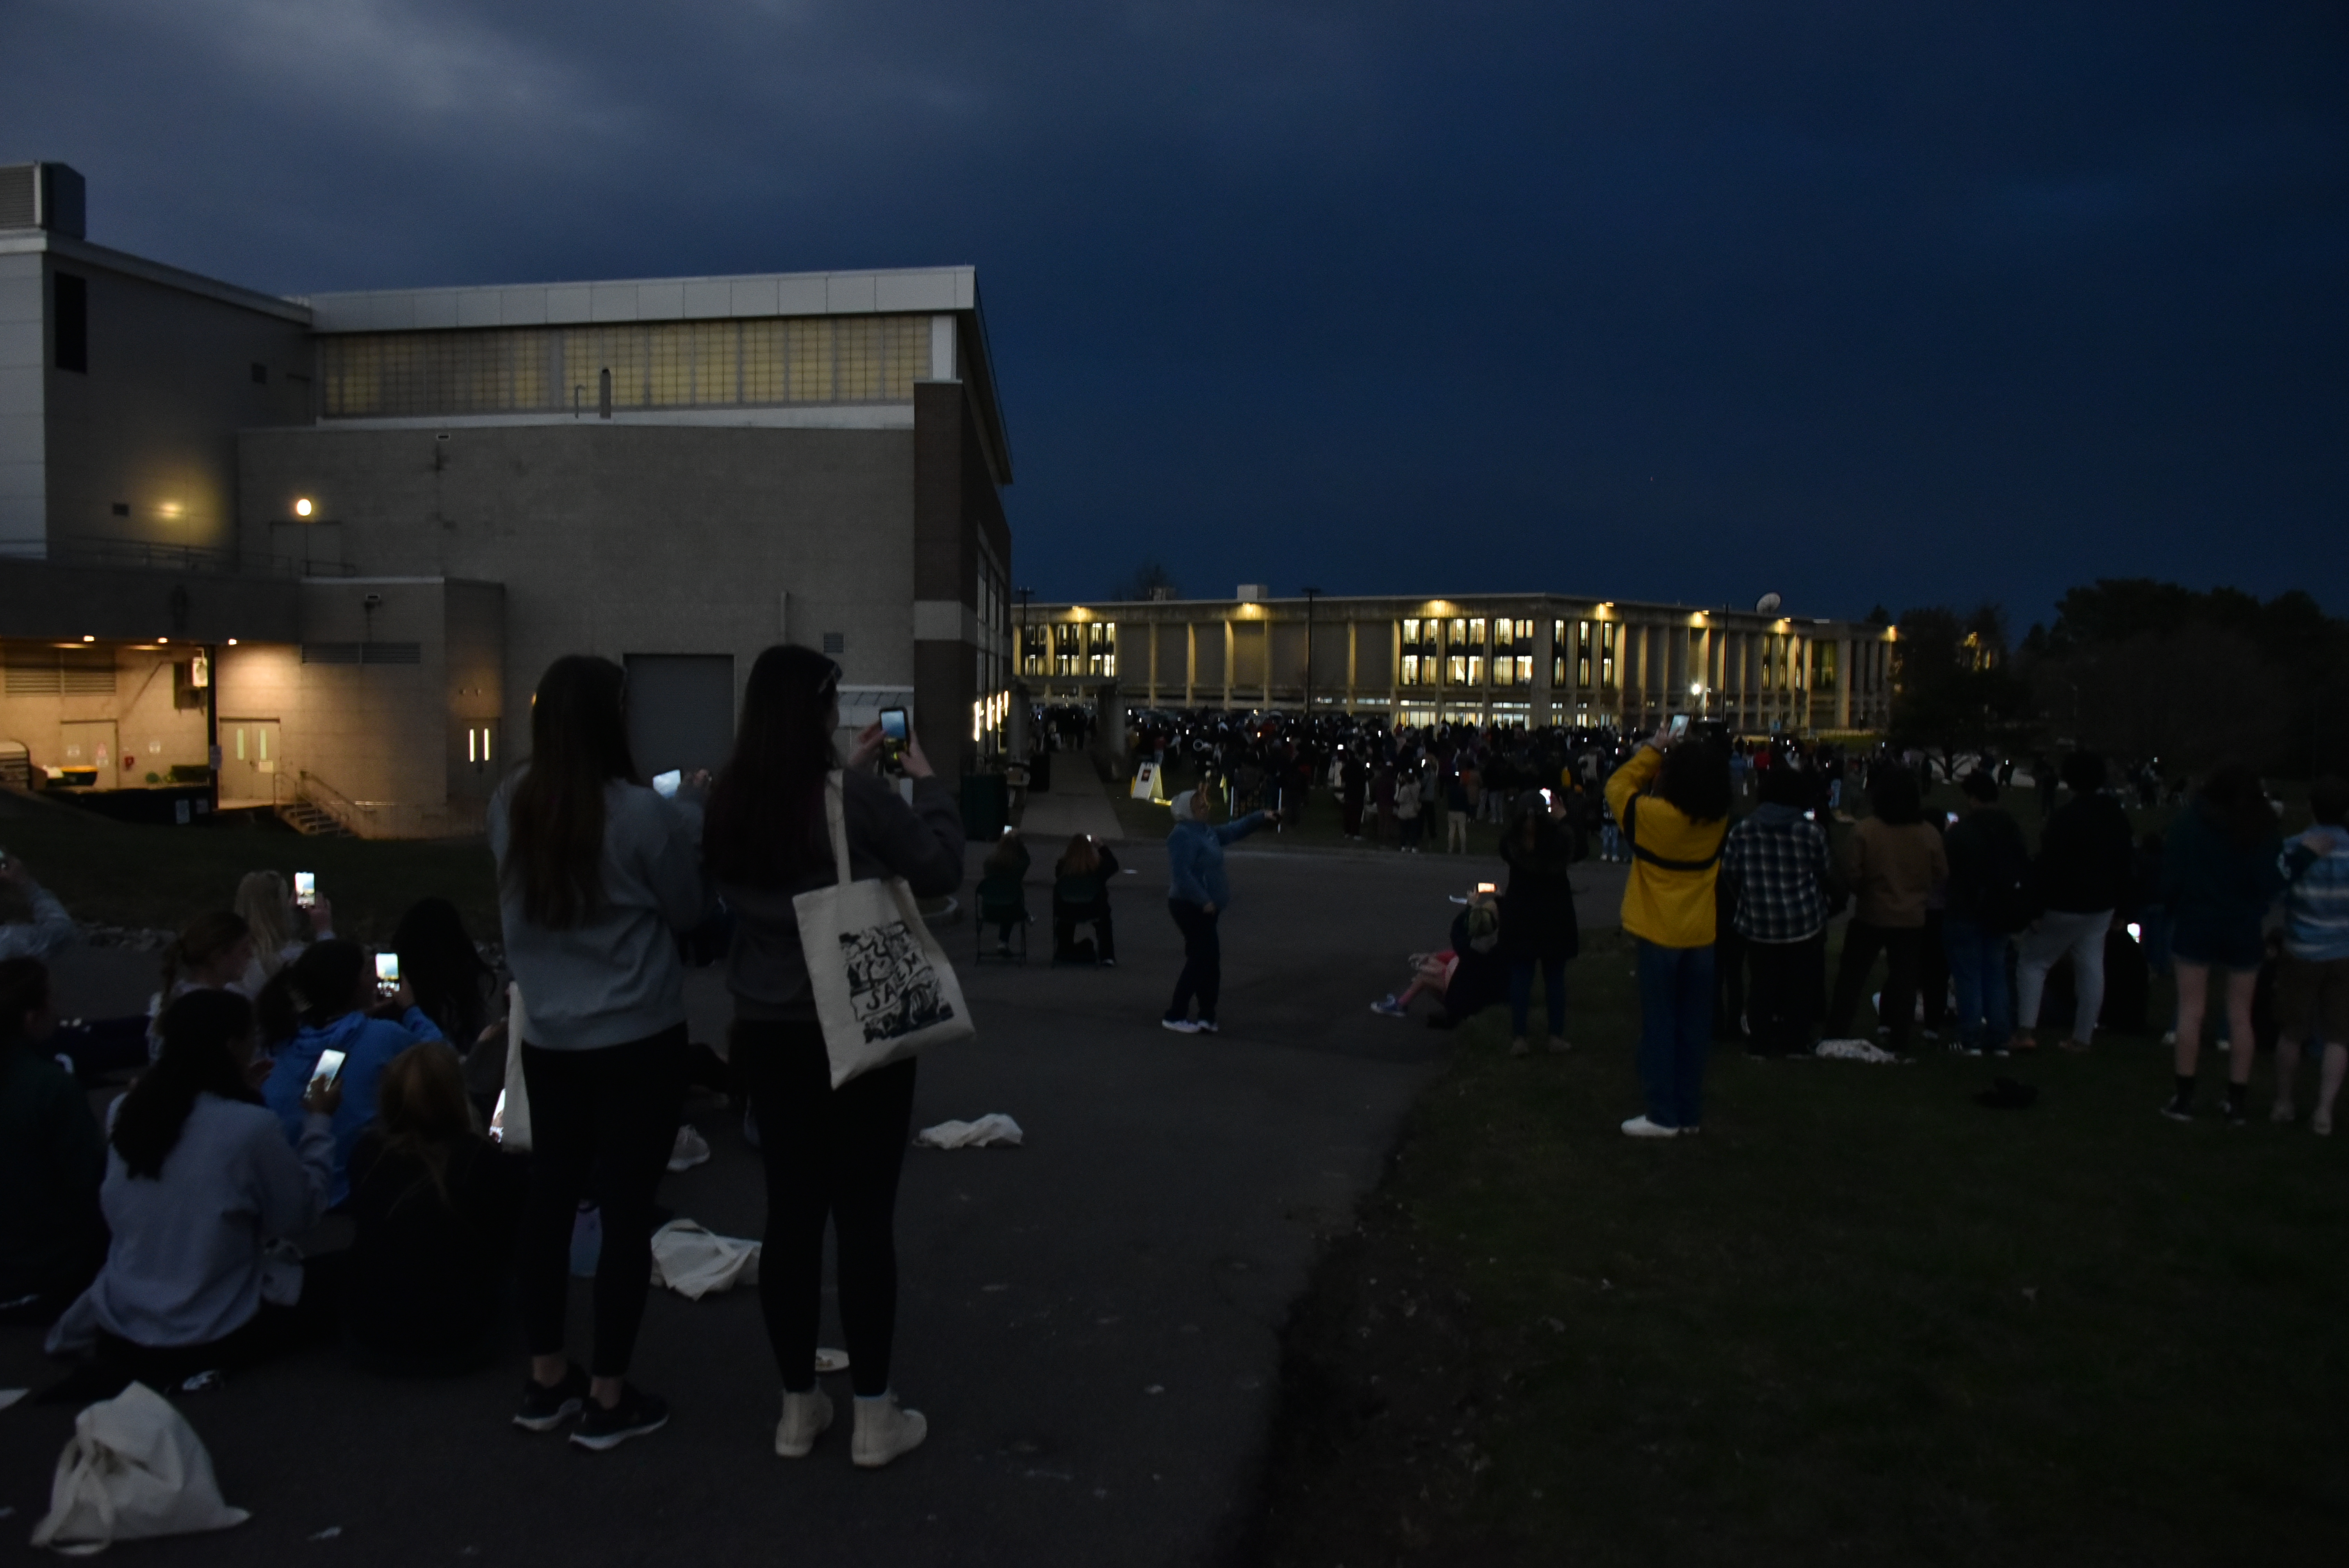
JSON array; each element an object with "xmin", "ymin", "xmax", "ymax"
[
  {"xmin": 31, "ymin": 1381, "xmax": 250, "ymax": 1555},
  {"xmin": 914, "ymin": 1113, "xmax": 1025, "ymax": 1149},
  {"xmin": 793, "ymin": 772, "xmax": 973, "ymax": 1088},
  {"xmin": 496, "ymin": 982, "xmax": 533, "ymax": 1152},
  {"xmin": 648, "ymin": 1220, "xmax": 761, "ymax": 1300}
]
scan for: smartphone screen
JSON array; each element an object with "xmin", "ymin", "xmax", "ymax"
[
  {"xmin": 375, "ymin": 952, "xmax": 401, "ymax": 998},
  {"xmin": 651, "ymin": 769, "xmax": 682, "ymax": 798},
  {"xmin": 294, "ymin": 871, "xmax": 315, "ymax": 909},
  {"xmin": 879, "ymin": 707, "xmax": 910, "ymax": 743},
  {"xmin": 310, "ymin": 1048, "xmax": 346, "ymax": 1092},
  {"xmin": 1946, "ymin": 811, "xmax": 1960, "ymax": 826},
  {"xmin": 1669, "ymin": 714, "xmax": 1691, "ymax": 739},
  {"xmin": 1475, "ymin": 882, "xmax": 1496, "ymax": 894}
]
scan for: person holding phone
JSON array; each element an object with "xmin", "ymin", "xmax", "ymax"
[
  {"xmin": 45, "ymin": 989, "xmax": 341, "ymax": 1389},
  {"xmin": 1498, "ymin": 788, "xmax": 1581, "ymax": 1055},
  {"xmin": 1823, "ymin": 767, "xmax": 1949, "ymax": 1058},
  {"xmin": 259, "ymin": 940, "xmax": 448, "ymax": 1208},
  {"xmin": 1161, "ymin": 787, "xmax": 1279, "ymax": 1034},
  {"xmin": 704, "ymin": 645, "xmax": 963, "ymax": 1468},
  {"xmin": 491, "ymin": 654, "xmax": 709, "ymax": 1451},
  {"xmin": 1607, "ymin": 725, "xmax": 1732, "ymax": 1137}
]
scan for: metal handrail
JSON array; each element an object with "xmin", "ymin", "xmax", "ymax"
[
  {"xmin": 38, "ymin": 536, "xmax": 357, "ymax": 579},
  {"xmin": 298, "ymin": 769, "xmax": 377, "ymax": 832}
]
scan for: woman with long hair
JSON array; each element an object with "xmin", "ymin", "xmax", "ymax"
[
  {"xmin": 146, "ymin": 910, "xmax": 255, "ymax": 1060},
  {"xmin": 1498, "ymin": 788, "xmax": 1580, "ymax": 1056},
  {"xmin": 2160, "ymin": 763, "xmax": 2287, "ymax": 1123},
  {"xmin": 0, "ymin": 959, "xmax": 106, "ymax": 1324},
  {"xmin": 490, "ymin": 654, "xmax": 707, "ymax": 1451},
  {"xmin": 390, "ymin": 896, "xmax": 500, "ymax": 1049},
  {"xmin": 1052, "ymin": 832, "xmax": 1120, "ymax": 964},
  {"xmin": 345, "ymin": 1043, "xmax": 526, "ymax": 1374},
  {"xmin": 705, "ymin": 643, "xmax": 963, "ymax": 1468},
  {"xmin": 48, "ymin": 989, "xmax": 338, "ymax": 1385},
  {"xmin": 234, "ymin": 869, "xmax": 328, "ymax": 992},
  {"xmin": 258, "ymin": 939, "xmax": 448, "ymax": 1206},
  {"xmin": 1607, "ymin": 730, "xmax": 1732, "ymax": 1137},
  {"xmin": 1824, "ymin": 766, "xmax": 1949, "ymax": 1057}
]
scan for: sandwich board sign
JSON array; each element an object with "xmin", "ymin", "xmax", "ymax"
[{"xmin": 1131, "ymin": 760, "xmax": 1164, "ymax": 801}]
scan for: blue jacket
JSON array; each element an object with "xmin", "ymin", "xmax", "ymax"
[
  {"xmin": 1167, "ymin": 813, "xmax": 1271, "ymax": 908},
  {"xmin": 263, "ymin": 1007, "xmax": 447, "ymax": 1207}
]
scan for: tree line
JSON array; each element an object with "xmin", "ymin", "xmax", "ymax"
[{"xmin": 1887, "ymin": 579, "xmax": 2349, "ymax": 781}]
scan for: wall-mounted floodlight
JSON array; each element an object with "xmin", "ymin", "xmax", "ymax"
[{"xmin": 294, "ymin": 498, "xmax": 314, "ymax": 518}]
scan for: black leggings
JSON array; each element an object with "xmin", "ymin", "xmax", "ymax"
[
  {"xmin": 734, "ymin": 1020, "xmax": 918, "ymax": 1399},
  {"xmin": 1165, "ymin": 899, "xmax": 1222, "ymax": 1022},
  {"xmin": 1827, "ymin": 923, "xmax": 1924, "ymax": 1051},
  {"xmin": 518, "ymin": 1026, "xmax": 688, "ymax": 1379}
]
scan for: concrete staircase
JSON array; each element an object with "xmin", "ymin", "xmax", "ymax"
[{"xmin": 277, "ymin": 796, "xmax": 352, "ymax": 837}]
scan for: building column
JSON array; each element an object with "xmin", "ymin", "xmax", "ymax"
[
  {"xmin": 1184, "ymin": 622, "xmax": 1196, "ymax": 707},
  {"xmin": 1221, "ymin": 620, "xmax": 1234, "ymax": 710},
  {"xmin": 1346, "ymin": 620, "xmax": 1359, "ymax": 709}
]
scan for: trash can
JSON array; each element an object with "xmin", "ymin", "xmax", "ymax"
[
  {"xmin": 961, "ymin": 771, "xmax": 1009, "ymax": 840},
  {"xmin": 1027, "ymin": 748, "xmax": 1053, "ymax": 793}
]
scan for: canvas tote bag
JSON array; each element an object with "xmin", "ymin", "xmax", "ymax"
[
  {"xmin": 31, "ymin": 1381, "xmax": 250, "ymax": 1554},
  {"xmin": 793, "ymin": 771, "xmax": 973, "ymax": 1087}
]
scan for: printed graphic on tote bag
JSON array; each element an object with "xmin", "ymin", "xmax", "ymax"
[{"xmin": 839, "ymin": 920, "xmax": 957, "ymax": 1042}]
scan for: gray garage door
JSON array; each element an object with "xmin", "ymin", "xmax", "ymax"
[{"xmin": 624, "ymin": 654, "xmax": 736, "ymax": 778}]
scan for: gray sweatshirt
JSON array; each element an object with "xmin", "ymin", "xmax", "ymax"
[
  {"xmin": 488, "ymin": 773, "xmax": 708, "ymax": 1050},
  {"xmin": 721, "ymin": 770, "xmax": 966, "ymax": 1022},
  {"xmin": 50, "ymin": 1095, "xmax": 333, "ymax": 1353},
  {"xmin": 0, "ymin": 877, "xmax": 75, "ymax": 961}
]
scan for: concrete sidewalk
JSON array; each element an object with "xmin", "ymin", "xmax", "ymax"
[{"xmin": 0, "ymin": 840, "xmax": 1624, "ymax": 1565}]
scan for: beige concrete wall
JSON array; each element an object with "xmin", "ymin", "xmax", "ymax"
[{"xmin": 239, "ymin": 424, "xmax": 917, "ymax": 759}]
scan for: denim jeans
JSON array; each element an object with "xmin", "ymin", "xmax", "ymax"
[
  {"xmin": 1943, "ymin": 916, "xmax": 2013, "ymax": 1050},
  {"xmin": 1636, "ymin": 939, "xmax": 1715, "ymax": 1128}
]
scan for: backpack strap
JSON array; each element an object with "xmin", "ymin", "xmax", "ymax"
[{"xmin": 1624, "ymin": 794, "xmax": 1724, "ymax": 873}]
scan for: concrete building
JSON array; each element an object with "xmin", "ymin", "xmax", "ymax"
[
  {"xmin": 1021, "ymin": 588, "xmax": 1896, "ymax": 736},
  {"xmin": 0, "ymin": 162, "xmax": 1013, "ymax": 835}
]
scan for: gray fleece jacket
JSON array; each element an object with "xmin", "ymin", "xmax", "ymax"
[
  {"xmin": 488, "ymin": 773, "xmax": 708, "ymax": 1050},
  {"xmin": 721, "ymin": 769, "xmax": 965, "ymax": 1022}
]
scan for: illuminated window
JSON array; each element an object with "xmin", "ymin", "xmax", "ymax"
[
  {"xmin": 1513, "ymin": 656, "xmax": 1533, "ymax": 687},
  {"xmin": 1447, "ymin": 655, "xmax": 1467, "ymax": 685},
  {"xmin": 1401, "ymin": 654, "xmax": 1422, "ymax": 687},
  {"xmin": 1467, "ymin": 655, "xmax": 1486, "ymax": 686},
  {"xmin": 1402, "ymin": 618, "xmax": 1421, "ymax": 643},
  {"xmin": 1467, "ymin": 618, "xmax": 1486, "ymax": 646},
  {"xmin": 1447, "ymin": 618, "xmax": 1468, "ymax": 649}
]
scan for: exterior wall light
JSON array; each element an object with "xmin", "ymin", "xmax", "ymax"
[{"xmin": 294, "ymin": 498, "xmax": 314, "ymax": 518}]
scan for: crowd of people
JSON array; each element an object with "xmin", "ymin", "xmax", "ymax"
[{"xmin": 4, "ymin": 675, "xmax": 2343, "ymax": 1473}]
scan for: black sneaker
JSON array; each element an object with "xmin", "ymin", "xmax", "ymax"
[
  {"xmin": 515, "ymin": 1364, "xmax": 590, "ymax": 1432},
  {"xmin": 2160, "ymin": 1094, "xmax": 2196, "ymax": 1123},
  {"xmin": 2222, "ymin": 1097, "xmax": 2249, "ymax": 1126},
  {"xmin": 571, "ymin": 1386, "xmax": 670, "ymax": 1452}
]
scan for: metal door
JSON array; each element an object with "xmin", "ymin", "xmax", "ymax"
[{"xmin": 221, "ymin": 718, "xmax": 283, "ymax": 804}]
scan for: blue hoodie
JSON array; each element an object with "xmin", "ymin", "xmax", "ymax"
[
  {"xmin": 1166, "ymin": 807, "xmax": 1272, "ymax": 909},
  {"xmin": 263, "ymin": 1007, "xmax": 447, "ymax": 1206}
]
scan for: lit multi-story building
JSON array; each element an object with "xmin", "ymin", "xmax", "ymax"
[{"xmin": 1021, "ymin": 587, "xmax": 1895, "ymax": 734}]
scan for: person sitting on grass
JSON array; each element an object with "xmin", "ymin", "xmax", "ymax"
[
  {"xmin": 45, "ymin": 989, "xmax": 339, "ymax": 1390},
  {"xmin": 145, "ymin": 911, "xmax": 257, "ymax": 1061},
  {"xmin": 2270, "ymin": 774, "xmax": 2348, "ymax": 1135},
  {"xmin": 0, "ymin": 959, "xmax": 107, "ymax": 1326},
  {"xmin": 1373, "ymin": 887, "xmax": 1506, "ymax": 1028},
  {"xmin": 344, "ymin": 1042, "xmax": 528, "ymax": 1375},
  {"xmin": 259, "ymin": 940, "xmax": 450, "ymax": 1206}
]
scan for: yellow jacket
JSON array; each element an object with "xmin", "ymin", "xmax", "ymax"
[{"xmin": 1607, "ymin": 744, "xmax": 1729, "ymax": 948}]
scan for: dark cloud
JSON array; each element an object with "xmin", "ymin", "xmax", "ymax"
[{"xmin": 7, "ymin": 0, "xmax": 2344, "ymax": 621}]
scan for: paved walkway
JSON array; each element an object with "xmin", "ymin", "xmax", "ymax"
[{"xmin": 0, "ymin": 829, "xmax": 1626, "ymax": 1565}]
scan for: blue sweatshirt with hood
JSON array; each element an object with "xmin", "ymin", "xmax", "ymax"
[
  {"xmin": 263, "ymin": 1006, "xmax": 447, "ymax": 1206},
  {"xmin": 1166, "ymin": 796, "xmax": 1272, "ymax": 909}
]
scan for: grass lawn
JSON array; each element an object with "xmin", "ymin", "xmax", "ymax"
[
  {"xmin": 0, "ymin": 790, "xmax": 499, "ymax": 943},
  {"xmin": 1249, "ymin": 927, "xmax": 2348, "ymax": 1565}
]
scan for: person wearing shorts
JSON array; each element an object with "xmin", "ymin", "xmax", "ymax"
[
  {"xmin": 2273, "ymin": 777, "xmax": 2349, "ymax": 1134},
  {"xmin": 2158, "ymin": 764, "xmax": 2287, "ymax": 1124}
]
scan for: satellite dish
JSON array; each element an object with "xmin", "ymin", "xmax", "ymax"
[{"xmin": 1755, "ymin": 592, "xmax": 1782, "ymax": 614}]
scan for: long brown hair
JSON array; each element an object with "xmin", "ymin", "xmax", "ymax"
[
  {"xmin": 373, "ymin": 1043, "xmax": 479, "ymax": 1208},
  {"xmin": 234, "ymin": 871, "xmax": 296, "ymax": 978},
  {"xmin": 705, "ymin": 644, "xmax": 841, "ymax": 887},
  {"xmin": 504, "ymin": 655, "xmax": 638, "ymax": 928},
  {"xmin": 1055, "ymin": 834, "xmax": 1100, "ymax": 878}
]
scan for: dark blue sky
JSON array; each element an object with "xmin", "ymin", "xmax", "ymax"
[{"xmin": 7, "ymin": 1, "xmax": 2344, "ymax": 625}]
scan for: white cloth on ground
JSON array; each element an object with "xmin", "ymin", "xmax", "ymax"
[
  {"xmin": 1814, "ymin": 1038, "xmax": 1906, "ymax": 1064},
  {"xmin": 31, "ymin": 1382, "xmax": 250, "ymax": 1553},
  {"xmin": 648, "ymin": 1220, "xmax": 760, "ymax": 1299},
  {"xmin": 914, "ymin": 1113, "xmax": 1025, "ymax": 1149}
]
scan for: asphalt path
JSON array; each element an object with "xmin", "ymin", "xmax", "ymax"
[{"xmin": 2, "ymin": 834, "xmax": 1627, "ymax": 1565}]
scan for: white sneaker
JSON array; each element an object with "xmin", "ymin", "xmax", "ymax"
[
  {"xmin": 1620, "ymin": 1115, "xmax": 1680, "ymax": 1139},
  {"xmin": 667, "ymin": 1124, "xmax": 712, "ymax": 1173},
  {"xmin": 2314, "ymin": 1108, "xmax": 2335, "ymax": 1137},
  {"xmin": 775, "ymin": 1389, "xmax": 833, "ymax": 1458},
  {"xmin": 1546, "ymin": 1036, "xmax": 1572, "ymax": 1055},
  {"xmin": 1160, "ymin": 1018, "xmax": 1200, "ymax": 1034},
  {"xmin": 852, "ymin": 1392, "xmax": 928, "ymax": 1469}
]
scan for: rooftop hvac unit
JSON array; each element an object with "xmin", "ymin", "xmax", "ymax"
[
  {"xmin": 0, "ymin": 162, "xmax": 87, "ymax": 237},
  {"xmin": 1236, "ymin": 584, "xmax": 1268, "ymax": 602}
]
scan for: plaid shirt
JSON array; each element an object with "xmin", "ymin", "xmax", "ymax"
[{"xmin": 1722, "ymin": 807, "xmax": 1831, "ymax": 941}]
